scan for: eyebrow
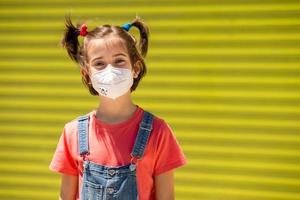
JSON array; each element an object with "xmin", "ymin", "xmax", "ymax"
[{"xmin": 91, "ymin": 53, "xmax": 127, "ymax": 62}]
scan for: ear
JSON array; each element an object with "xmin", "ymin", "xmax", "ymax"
[
  {"xmin": 133, "ymin": 60, "xmax": 142, "ymax": 78},
  {"xmin": 80, "ymin": 67, "xmax": 88, "ymax": 77},
  {"xmin": 80, "ymin": 67, "xmax": 92, "ymax": 84}
]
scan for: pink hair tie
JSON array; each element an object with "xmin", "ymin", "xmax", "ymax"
[{"xmin": 79, "ymin": 23, "xmax": 88, "ymax": 36}]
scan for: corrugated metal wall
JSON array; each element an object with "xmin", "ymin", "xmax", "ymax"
[{"xmin": 1, "ymin": 0, "xmax": 300, "ymax": 199}]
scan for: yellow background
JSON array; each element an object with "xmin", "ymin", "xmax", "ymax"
[{"xmin": 0, "ymin": 0, "xmax": 300, "ymax": 199}]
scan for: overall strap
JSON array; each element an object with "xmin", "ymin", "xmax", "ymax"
[
  {"xmin": 131, "ymin": 111, "xmax": 154, "ymax": 160},
  {"xmin": 77, "ymin": 114, "xmax": 90, "ymax": 156}
]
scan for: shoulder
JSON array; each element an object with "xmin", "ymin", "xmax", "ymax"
[
  {"xmin": 145, "ymin": 110, "xmax": 187, "ymax": 176},
  {"xmin": 145, "ymin": 110, "xmax": 175, "ymax": 142},
  {"xmin": 62, "ymin": 110, "xmax": 94, "ymax": 138},
  {"xmin": 144, "ymin": 109, "xmax": 172, "ymax": 130},
  {"xmin": 152, "ymin": 115, "xmax": 170, "ymax": 133}
]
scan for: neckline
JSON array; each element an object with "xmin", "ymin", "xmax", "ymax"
[{"xmin": 91, "ymin": 105, "xmax": 143, "ymax": 129}]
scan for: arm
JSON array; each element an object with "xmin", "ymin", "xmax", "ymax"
[
  {"xmin": 59, "ymin": 174, "xmax": 78, "ymax": 200},
  {"xmin": 155, "ymin": 169, "xmax": 175, "ymax": 200}
]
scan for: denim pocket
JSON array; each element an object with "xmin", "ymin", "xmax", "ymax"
[
  {"xmin": 83, "ymin": 180, "xmax": 104, "ymax": 200},
  {"xmin": 112, "ymin": 175, "xmax": 138, "ymax": 200}
]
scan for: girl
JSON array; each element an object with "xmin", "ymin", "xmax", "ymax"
[{"xmin": 49, "ymin": 14, "xmax": 187, "ymax": 200}]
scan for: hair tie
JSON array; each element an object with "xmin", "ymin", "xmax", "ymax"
[
  {"xmin": 79, "ymin": 23, "xmax": 88, "ymax": 36},
  {"xmin": 121, "ymin": 23, "xmax": 132, "ymax": 31}
]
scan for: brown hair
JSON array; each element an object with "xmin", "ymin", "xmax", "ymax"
[{"xmin": 60, "ymin": 14, "xmax": 150, "ymax": 96}]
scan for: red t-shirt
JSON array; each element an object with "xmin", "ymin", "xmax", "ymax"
[{"xmin": 49, "ymin": 105, "xmax": 187, "ymax": 200}]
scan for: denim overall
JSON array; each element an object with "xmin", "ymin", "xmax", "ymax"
[{"xmin": 77, "ymin": 111, "xmax": 154, "ymax": 200}]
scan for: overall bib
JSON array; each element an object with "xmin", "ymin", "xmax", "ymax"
[{"xmin": 77, "ymin": 111, "xmax": 154, "ymax": 200}]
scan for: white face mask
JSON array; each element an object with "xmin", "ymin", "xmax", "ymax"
[{"xmin": 90, "ymin": 64, "xmax": 134, "ymax": 100}]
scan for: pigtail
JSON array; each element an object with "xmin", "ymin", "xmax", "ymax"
[
  {"xmin": 60, "ymin": 14, "xmax": 81, "ymax": 63},
  {"xmin": 131, "ymin": 15, "xmax": 149, "ymax": 58}
]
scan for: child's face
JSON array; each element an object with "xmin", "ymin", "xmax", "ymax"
[{"xmin": 86, "ymin": 36, "xmax": 137, "ymax": 77}]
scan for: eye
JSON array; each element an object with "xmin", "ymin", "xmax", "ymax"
[
  {"xmin": 94, "ymin": 62, "xmax": 104, "ymax": 66},
  {"xmin": 116, "ymin": 59, "xmax": 125, "ymax": 64}
]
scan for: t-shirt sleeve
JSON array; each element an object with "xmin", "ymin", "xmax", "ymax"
[
  {"xmin": 153, "ymin": 120, "xmax": 188, "ymax": 176},
  {"xmin": 49, "ymin": 125, "xmax": 78, "ymax": 176}
]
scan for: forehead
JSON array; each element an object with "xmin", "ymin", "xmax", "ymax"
[{"xmin": 87, "ymin": 36, "xmax": 128, "ymax": 61}]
